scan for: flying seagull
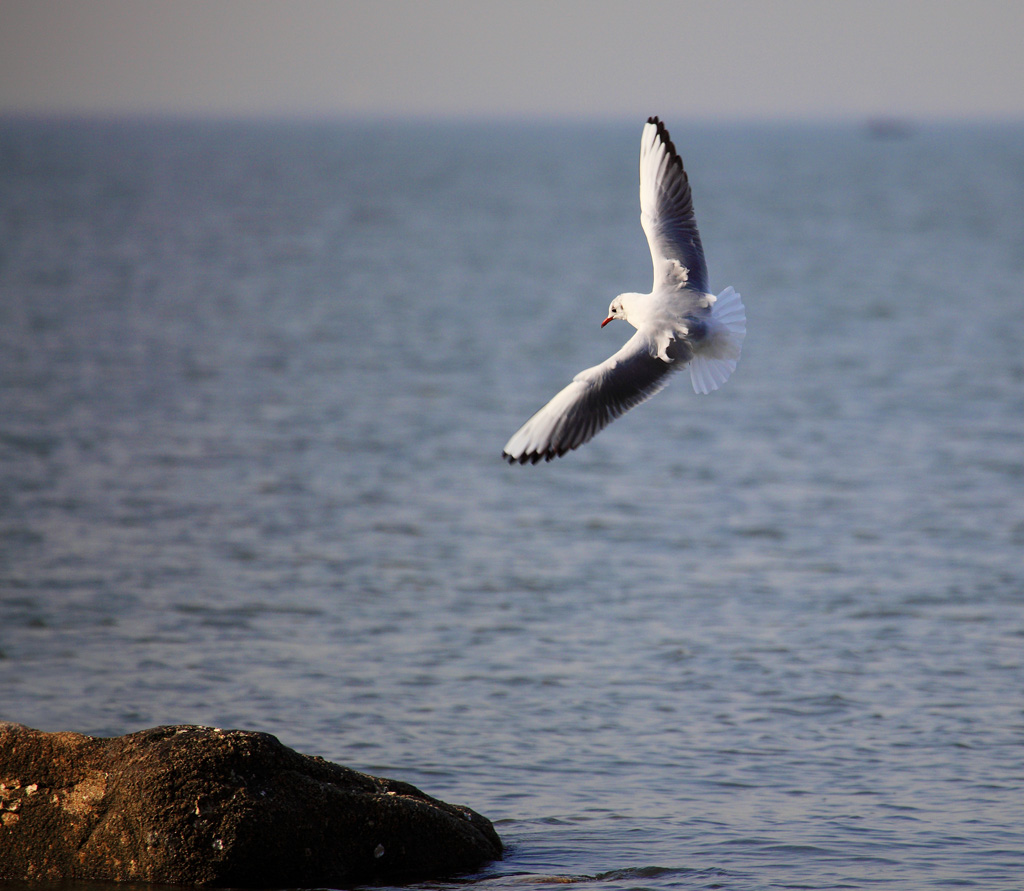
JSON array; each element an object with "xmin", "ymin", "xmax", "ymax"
[{"xmin": 502, "ymin": 116, "xmax": 746, "ymax": 464}]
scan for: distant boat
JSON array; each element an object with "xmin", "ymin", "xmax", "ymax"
[{"xmin": 865, "ymin": 117, "xmax": 915, "ymax": 139}]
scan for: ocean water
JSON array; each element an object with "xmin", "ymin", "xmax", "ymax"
[{"xmin": 1, "ymin": 117, "xmax": 1023, "ymax": 889}]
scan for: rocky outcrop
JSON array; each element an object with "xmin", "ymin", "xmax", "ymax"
[{"xmin": 0, "ymin": 723, "xmax": 502, "ymax": 887}]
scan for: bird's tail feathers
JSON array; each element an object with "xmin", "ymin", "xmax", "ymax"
[{"xmin": 689, "ymin": 287, "xmax": 746, "ymax": 394}]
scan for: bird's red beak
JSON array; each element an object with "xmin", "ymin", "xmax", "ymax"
[{"xmin": 601, "ymin": 316, "xmax": 613, "ymax": 328}]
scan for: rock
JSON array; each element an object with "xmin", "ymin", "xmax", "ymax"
[{"xmin": 0, "ymin": 723, "xmax": 502, "ymax": 887}]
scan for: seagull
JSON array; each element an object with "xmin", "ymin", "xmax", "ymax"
[{"xmin": 502, "ymin": 116, "xmax": 746, "ymax": 464}]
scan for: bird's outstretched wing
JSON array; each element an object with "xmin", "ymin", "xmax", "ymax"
[
  {"xmin": 502, "ymin": 333, "xmax": 675, "ymax": 464},
  {"xmin": 640, "ymin": 116, "xmax": 708, "ymax": 295}
]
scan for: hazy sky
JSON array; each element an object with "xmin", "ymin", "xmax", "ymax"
[{"xmin": 2, "ymin": 0, "xmax": 1023, "ymax": 121}]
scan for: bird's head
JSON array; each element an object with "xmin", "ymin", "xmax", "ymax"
[{"xmin": 601, "ymin": 296, "xmax": 627, "ymax": 328}]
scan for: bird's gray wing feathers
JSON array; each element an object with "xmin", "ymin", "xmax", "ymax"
[
  {"xmin": 502, "ymin": 333, "xmax": 675, "ymax": 464},
  {"xmin": 639, "ymin": 116, "xmax": 709, "ymax": 295}
]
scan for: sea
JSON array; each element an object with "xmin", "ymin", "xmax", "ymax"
[{"xmin": 1, "ymin": 116, "xmax": 1023, "ymax": 890}]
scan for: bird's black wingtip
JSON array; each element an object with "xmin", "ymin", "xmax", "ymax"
[
  {"xmin": 646, "ymin": 115, "xmax": 682, "ymax": 170},
  {"xmin": 502, "ymin": 451, "xmax": 534, "ymax": 465},
  {"xmin": 502, "ymin": 449, "xmax": 562, "ymax": 465}
]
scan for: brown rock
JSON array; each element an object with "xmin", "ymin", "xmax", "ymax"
[{"xmin": 0, "ymin": 723, "xmax": 502, "ymax": 886}]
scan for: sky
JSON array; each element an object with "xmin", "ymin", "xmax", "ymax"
[{"xmin": 2, "ymin": 0, "xmax": 1023, "ymax": 122}]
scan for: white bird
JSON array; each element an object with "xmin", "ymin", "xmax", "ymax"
[{"xmin": 502, "ymin": 116, "xmax": 746, "ymax": 464}]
